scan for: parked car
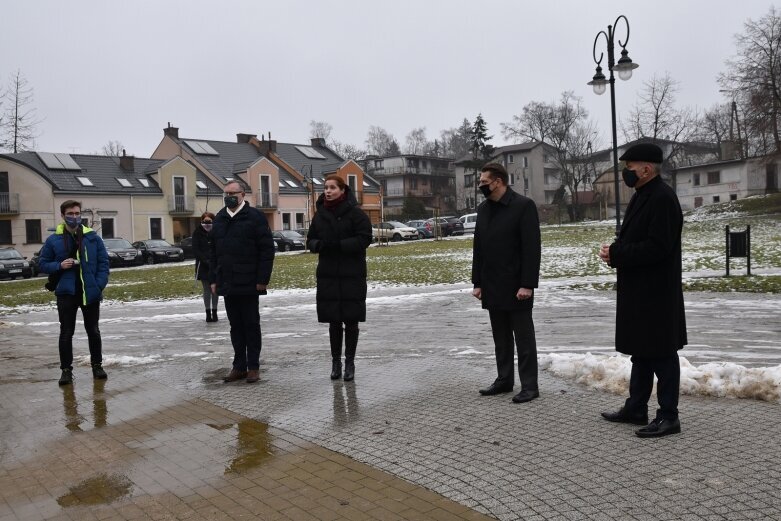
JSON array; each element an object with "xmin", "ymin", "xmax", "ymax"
[
  {"xmin": 459, "ymin": 213, "xmax": 478, "ymax": 234},
  {"xmin": 272, "ymin": 230, "xmax": 306, "ymax": 251},
  {"xmin": 30, "ymin": 247, "xmax": 43, "ymax": 277},
  {"xmin": 372, "ymin": 221, "xmax": 419, "ymax": 242},
  {"xmin": 0, "ymin": 247, "xmax": 35, "ymax": 279},
  {"xmin": 131, "ymin": 240, "xmax": 185, "ymax": 264},
  {"xmin": 405, "ymin": 220, "xmax": 434, "ymax": 239},
  {"xmin": 176, "ymin": 236, "xmax": 194, "ymax": 259},
  {"xmin": 104, "ymin": 238, "xmax": 144, "ymax": 267},
  {"xmin": 425, "ymin": 217, "xmax": 465, "ymax": 236}
]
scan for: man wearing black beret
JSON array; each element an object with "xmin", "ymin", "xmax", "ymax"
[{"xmin": 598, "ymin": 143, "xmax": 687, "ymax": 437}]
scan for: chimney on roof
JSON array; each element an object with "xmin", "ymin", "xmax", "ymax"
[
  {"xmin": 311, "ymin": 137, "xmax": 327, "ymax": 148},
  {"xmin": 237, "ymin": 133, "xmax": 257, "ymax": 144},
  {"xmin": 163, "ymin": 123, "xmax": 179, "ymax": 138},
  {"xmin": 256, "ymin": 138, "xmax": 277, "ymax": 156},
  {"xmin": 120, "ymin": 149, "xmax": 135, "ymax": 171}
]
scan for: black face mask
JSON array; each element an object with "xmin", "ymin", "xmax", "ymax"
[
  {"xmin": 479, "ymin": 182, "xmax": 494, "ymax": 198},
  {"xmin": 224, "ymin": 195, "xmax": 239, "ymax": 208},
  {"xmin": 622, "ymin": 168, "xmax": 639, "ymax": 188}
]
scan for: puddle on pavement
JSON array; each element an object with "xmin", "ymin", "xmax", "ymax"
[
  {"xmin": 60, "ymin": 380, "xmax": 109, "ymax": 430},
  {"xmin": 220, "ymin": 419, "xmax": 274, "ymax": 474},
  {"xmin": 57, "ymin": 473, "xmax": 132, "ymax": 507}
]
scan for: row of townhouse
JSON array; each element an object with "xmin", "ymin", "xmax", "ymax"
[{"xmin": 0, "ymin": 125, "xmax": 382, "ymax": 259}]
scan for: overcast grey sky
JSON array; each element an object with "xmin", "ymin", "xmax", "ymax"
[{"xmin": 1, "ymin": 0, "xmax": 777, "ymax": 157}]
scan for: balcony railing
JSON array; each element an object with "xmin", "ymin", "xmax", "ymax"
[
  {"xmin": 0, "ymin": 193, "xmax": 19, "ymax": 215},
  {"xmin": 254, "ymin": 192, "xmax": 278, "ymax": 209},
  {"xmin": 368, "ymin": 166, "xmax": 453, "ymax": 177},
  {"xmin": 168, "ymin": 195, "xmax": 194, "ymax": 215}
]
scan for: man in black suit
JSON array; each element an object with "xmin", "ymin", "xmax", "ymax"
[
  {"xmin": 472, "ymin": 163, "xmax": 542, "ymax": 404},
  {"xmin": 599, "ymin": 143, "xmax": 687, "ymax": 438}
]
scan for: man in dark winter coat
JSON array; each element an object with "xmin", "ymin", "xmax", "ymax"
[
  {"xmin": 210, "ymin": 181, "xmax": 275, "ymax": 384},
  {"xmin": 39, "ymin": 200, "xmax": 110, "ymax": 385},
  {"xmin": 472, "ymin": 163, "xmax": 542, "ymax": 404},
  {"xmin": 307, "ymin": 175, "xmax": 372, "ymax": 382},
  {"xmin": 599, "ymin": 143, "xmax": 687, "ymax": 438}
]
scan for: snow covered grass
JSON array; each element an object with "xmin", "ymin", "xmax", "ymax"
[
  {"xmin": 540, "ymin": 353, "xmax": 781, "ymax": 403},
  {"xmin": 1, "ymin": 211, "xmax": 778, "ymax": 311}
]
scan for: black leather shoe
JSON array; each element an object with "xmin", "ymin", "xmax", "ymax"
[
  {"xmin": 601, "ymin": 408, "xmax": 649, "ymax": 425},
  {"xmin": 479, "ymin": 383, "xmax": 513, "ymax": 396},
  {"xmin": 635, "ymin": 418, "xmax": 681, "ymax": 438},
  {"xmin": 343, "ymin": 361, "xmax": 355, "ymax": 382},
  {"xmin": 92, "ymin": 364, "xmax": 108, "ymax": 380},
  {"xmin": 511, "ymin": 389, "xmax": 539, "ymax": 403}
]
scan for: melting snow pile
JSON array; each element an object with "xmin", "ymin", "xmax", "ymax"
[{"xmin": 540, "ymin": 353, "xmax": 781, "ymax": 403}]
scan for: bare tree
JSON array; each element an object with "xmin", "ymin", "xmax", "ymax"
[
  {"xmin": 365, "ymin": 126, "xmax": 400, "ymax": 156},
  {"xmin": 439, "ymin": 118, "xmax": 473, "ymax": 158},
  {"xmin": 698, "ymin": 104, "xmax": 734, "ymax": 158},
  {"xmin": 100, "ymin": 140, "xmax": 125, "ymax": 156},
  {"xmin": 330, "ymin": 140, "xmax": 366, "ymax": 161},
  {"xmin": 309, "ymin": 120, "xmax": 333, "ymax": 140},
  {"xmin": 620, "ymin": 73, "xmax": 701, "ymax": 163},
  {"xmin": 2, "ymin": 70, "xmax": 41, "ymax": 153},
  {"xmin": 501, "ymin": 101, "xmax": 556, "ymax": 144},
  {"xmin": 404, "ymin": 127, "xmax": 429, "ymax": 154},
  {"xmin": 719, "ymin": 6, "xmax": 781, "ymax": 154}
]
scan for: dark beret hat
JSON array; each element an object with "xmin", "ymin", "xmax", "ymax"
[{"xmin": 619, "ymin": 143, "xmax": 663, "ymax": 164}]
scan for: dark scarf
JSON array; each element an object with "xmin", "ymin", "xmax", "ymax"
[{"xmin": 324, "ymin": 192, "xmax": 347, "ymax": 211}]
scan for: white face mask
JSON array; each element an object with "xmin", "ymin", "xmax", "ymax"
[{"xmin": 201, "ymin": 222, "xmax": 213, "ymax": 231}]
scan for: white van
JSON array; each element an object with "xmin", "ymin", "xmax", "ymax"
[{"xmin": 459, "ymin": 213, "xmax": 477, "ymax": 233}]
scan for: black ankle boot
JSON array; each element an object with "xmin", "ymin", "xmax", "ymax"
[
  {"xmin": 330, "ymin": 359, "xmax": 342, "ymax": 380},
  {"xmin": 211, "ymin": 309, "xmax": 218, "ymax": 322},
  {"xmin": 206, "ymin": 310, "xmax": 213, "ymax": 322},
  {"xmin": 344, "ymin": 326, "xmax": 358, "ymax": 381},
  {"xmin": 343, "ymin": 360, "xmax": 355, "ymax": 382}
]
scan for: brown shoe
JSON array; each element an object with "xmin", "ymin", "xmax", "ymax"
[
  {"xmin": 246, "ymin": 369, "xmax": 260, "ymax": 383},
  {"xmin": 223, "ymin": 369, "xmax": 248, "ymax": 383}
]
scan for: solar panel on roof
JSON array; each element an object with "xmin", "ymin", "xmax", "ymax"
[
  {"xmin": 196, "ymin": 181, "xmax": 207, "ymax": 189},
  {"xmin": 295, "ymin": 146, "xmax": 326, "ymax": 159},
  {"xmin": 285, "ymin": 180, "xmax": 298, "ymax": 188},
  {"xmin": 55, "ymin": 153, "xmax": 82, "ymax": 170},
  {"xmin": 37, "ymin": 152, "xmax": 65, "ymax": 169},
  {"xmin": 185, "ymin": 140, "xmax": 218, "ymax": 156}
]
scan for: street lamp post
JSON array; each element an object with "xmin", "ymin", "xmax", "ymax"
[{"xmin": 588, "ymin": 14, "xmax": 639, "ymax": 234}]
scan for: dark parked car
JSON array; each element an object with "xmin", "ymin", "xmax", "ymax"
[
  {"xmin": 131, "ymin": 240, "xmax": 185, "ymax": 264},
  {"xmin": 103, "ymin": 238, "xmax": 144, "ymax": 267},
  {"xmin": 30, "ymin": 247, "xmax": 43, "ymax": 277},
  {"xmin": 0, "ymin": 247, "xmax": 34, "ymax": 279},
  {"xmin": 405, "ymin": 220, "xmax": 434, "ymax": 239},
  {"xmin": 272, "ymin": 230, "xmax": 306, "ymax": 252},
  {"xmin": 425, "ymin": 217, "xmax": 465, "ymax": 236},
  {"xmin": 176, "ymin": 237, "xmax": 194, "ymax": 259}
]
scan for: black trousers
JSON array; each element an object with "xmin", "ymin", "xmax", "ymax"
[
  {"xmin": 224, "ymin": 294, "xmax": 261, "ymax": 371},
  {"xmin": 56, "ymin": 294, "xmax": 102, "ymax": 370},
  {"xmin": 625, "ymin": 354, "xmax": 680, "ymax": 420},
  {"xmin": 488, "ymin": 308, "xmax": 538, "ymax": 391}
]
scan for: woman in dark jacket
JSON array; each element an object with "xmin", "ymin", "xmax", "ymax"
[
  {"xmin": 307, "ymin": 175, "xmax": 372, "ymax": 381},
  {"xmin": 192, "ymin": 211, "xmax": 219, "ymax": 322}
]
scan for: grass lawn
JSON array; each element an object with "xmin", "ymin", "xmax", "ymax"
[{"xmin": 1, "ymin": 198, "xmax": 779, "ymax": 311}]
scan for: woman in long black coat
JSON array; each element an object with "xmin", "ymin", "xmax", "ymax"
[
  {"xmin": 192, "ymin": 211, "xmax": 219, "ymax": 322},
  {"xmin": 307, "ymin": 175, "xmax": 372, "ymax": 381}
]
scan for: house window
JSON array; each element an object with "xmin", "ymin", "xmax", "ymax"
[
  {"xmin": 543, "ymin": 154, "xmax": 550, "ymax": 163},
  {"xmin": 150, "ymin": 218, "xmax": 162, "ymax": 240},
  {"xmin": 139, "ymin": 179, "xmax": 151, "ymax": 187},
  {"xmin": 510, "ymin": 174, "xmax": 516, "ymax": 185},
  {"xmin": 347, "ymin": 175, "xmax": 357, "ymax": 192},
  {"xmin": 693, "ymin": 173, "xmax": 700, "ymax": 186},
  {"xmin": 707, "ymin": 171, "xmax": 720, "ymax": 184},
  {"xmin": 713, "ymin": 195, "xmax": 720, "ymax": 203},
  {"xmin": 116, "ymin": 178, "xmax": 132, "ymax": 187},
  {"xmin": 544, "ymin": 173, "xmax": 557, "ymax": 185},
  {"xmin": 25, "ymin": 220, "xmax": 42, "ymax": 244},
  {"xmin": 295, "ymin": 213, "xmax": 305, "ymax": 228},
  {"xmin": 101, "ymin": 218, "xmax": 115, "ymax": 239},
  {"xmin": 523, "ymin": 156, "xmax": 529, "ymax": 168},
  {"xmin": 694, "ymin": 197, "xmax": 703, "ymax": 208},
  {"xmin": 0, "ymin": 220, "xmax": 10, "ymax": 244},
  {"xmin": 77, "ymin": 177, "xmax": 94, "ymax": 186},
  {"xmin": 409, "ymin": 178, "xmax": 418, "ymax": 190},
  {"xmin": 464, "ymin": 173, "xmax": 474, "ymax": 187},
  {"xmin": 374, "ymin": 160, "xmax": 383, "ymax": 169},
  {"xmin": 730, "ymin": 194, "xmax": 738, "ymax": 201},
  {"xmin": 524, "ymin": 178, "xmax": 529, "ymax": 191},
  {"xmin": 282, "ymin": 213, "xmax": 291, "ymax": 230},
  {"xmin": 508, "ymin": 154, "xmax": 514, "ymax": 164}
]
